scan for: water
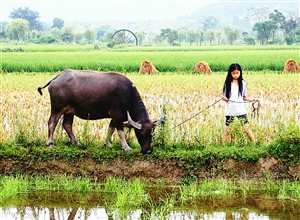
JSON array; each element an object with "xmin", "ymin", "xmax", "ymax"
[{"xmin": 0, "ymin": 191, "xmax": 299, "ymax": 220}]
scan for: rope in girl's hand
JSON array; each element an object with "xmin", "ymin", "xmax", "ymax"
[
  {"xmin": 251, "ymin": 100, "xmax": 261, "ymax": 119},
  {"xmin": 227, "ymin": 99, "xmax": 261, "ymax": 119}
]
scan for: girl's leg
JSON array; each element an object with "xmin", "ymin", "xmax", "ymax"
[
  {"xmin": 224, "ymin": 125, "xmax": 231, "ymax": 143},
  {"xmin": 243, "ymin": 124, "xmax": 255, "ymax": 142}
]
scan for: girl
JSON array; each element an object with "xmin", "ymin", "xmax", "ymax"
[{"xmin": 222, "ymin": 63, "xmax": 257, "ymax": 143}]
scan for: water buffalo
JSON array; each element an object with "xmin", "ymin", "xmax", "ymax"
[{"xmin": 38, "ymin": 69, "xmax": 162, "ymax": 154}]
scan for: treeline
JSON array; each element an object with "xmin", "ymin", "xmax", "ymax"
[{"xmin": 0, "ymin": 6, "xmax": 299, "ymax": 46}]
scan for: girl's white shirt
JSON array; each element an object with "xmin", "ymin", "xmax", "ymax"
[{"xmin": 224, "ymin": 80, "xmax": 247, "ymax": 116}]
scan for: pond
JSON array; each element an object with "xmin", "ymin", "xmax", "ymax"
[{"xmin": 0, "ymin": 190, "xmax": 299, "ymax": 219}]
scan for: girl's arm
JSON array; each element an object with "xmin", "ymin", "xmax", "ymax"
[
  {"xmin": 243, "ymin": 96, "xmax": 257, "ymax": 103},
  {"xmin": 222, "ymin": 96, "xmax": 228, "ymax": 102}
]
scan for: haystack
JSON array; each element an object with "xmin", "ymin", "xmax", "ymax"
[
  {"xmin": 138, "ymin": 60, "xmax": 158, "ymax": 75},
  {"xmin": 283, "ymin": 59, "xmax": 300, "ymax": 72},
  {"xmin": 193, "ymin": 61, "xmax": 212, "ymax": 74}
]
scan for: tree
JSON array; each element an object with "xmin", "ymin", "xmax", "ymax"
[
  {"xmin": 202, "ymin": 16, "xmax": 219, "ymax": 31},
  {"xmin": 61, "ymin": 26, "xmax": 74, "ymax": 43},
  {"xmin": 223, "ymin": 25, "xmax": 240, "ymax": 45},
  {"xmin": 136, "ymin": 31, "xmax": 147, "ymax": 45},
  {"xmin": 215, "ymin": 30, "xmax": 222, "ymax": 45},
  {"xmin": 9, "ymin": 7, "xmax": 42, "ymax": 31},
  {"xmin": 186, "ymin": 29, "xmax": 197, "ymax": 46},
  {"xmin": 293, "ymin": 25, "xmax": 300, "ymax": 43},
  {"xmin": 247, "ymin": 7, "xmax": 269, "ymax": 23},
  {"xmin": 242, "ymin": 31, "xmax": 255, "ymax": 45},
  {"xmin": 74, "ymin": 32, "xmax": 83, "ymax": 43},
  {"xmin": 52, "ymin": 18, "xmax": 64, "ymax": 29},
  {"xmin": 280, "ymin": 12, "xmax": 299, "ymax": 45},
  {"xmin": 159, "ymin": 28, "xmax": 178, "ymax": 45},
  {"xmin": 197, "ymin": 30, "xmax": 205, "ymax": 46},
  {"xmin": 269, "ymin": 9, "xmax": 286, "ymax": 25},
  {"xmin": 28, "ymin": 29, "xmax": 44, "ymax": 42},
  {"xmin": 97, "ymin": 25, "xmax": 110, "ymax": 41},
  {"xmin": 177, "ymin": 29, "xmax": 186, "ymax": 46},
  {"xmin": 268, "ymin": 10, "xmax": 286, "ymax": 43},
  {"xmin": 253, "ymin": 21, "xmax": 277, "ymax": 44},
  {"xmin": 206, "ymin": 29, "xmax": 215, "ymax": 45},
  {"xmin": 5, "ymin": 19, "xmax": 29, "ymax": 42},
  {"xmin": 0, "ymin": 22, "xmax": 8, "ymax": 38},
  {"xmin": 50, "ymin": 27, "xmax": 62, "ymax": 38},
  {"xmin": 84, "ymin": 27, "xmax": 96, "ymax": 44},
  {"xmin": 103, "ymin": 29, "xmax": 115, "ymax": 43}
]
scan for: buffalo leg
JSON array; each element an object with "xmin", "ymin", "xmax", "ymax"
[
  {"xmin": 62, "ymin": 113, "xmax": 78, "ymax": 145},
  {"xmin": 104, "ymin": 119, "xmax": 115, "ymax": 147},
  {"xmin": 117, "ymin": 129, "xmax": 132, "ymax": 152},
  {"xmin": 47, "ymin": 112, "xmax": 63, "ymax": 147},
  {"xmin": 107, "ymin": 117, "xmax": 132, "ymax": 152}
]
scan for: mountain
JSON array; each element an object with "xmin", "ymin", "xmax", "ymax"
[{"xmin": 62, "ymin": 1, "xmax": 299, "ymax": 35}]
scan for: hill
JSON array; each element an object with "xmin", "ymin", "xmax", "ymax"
[
  {"xmin": 78, "ymin": 1, "xmax": 299, "ymax": 36},
  {"xmin": 176, "ymin": 1, "xmax": 299, "ymax": 31}
]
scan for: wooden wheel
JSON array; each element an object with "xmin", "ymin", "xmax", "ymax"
[{"xmin": 111, "ymin": 29, "xmax": 138, "ymax": 47}]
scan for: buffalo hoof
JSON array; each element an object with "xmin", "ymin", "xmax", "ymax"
[
  {"xmin": 104, "ymin": 143, "xmax": 112, "ymax": 148},
  {"xmin": 122, "ymin": 146, "xmax": 132, "ymax": 152},
  {"xmin": 47, "ymin": 141, "xmax": 55, "ymax": 148},
  {"xmin": 143, "ymin": 150, "xmax": 152, "ymax": 155},
  {"xmin": 104, "ymin": 145, "xmax": 112, "ymax": 149},
  {"xmin": 104, "ymin": 140, "xmax": 111, "ymax": 148}
]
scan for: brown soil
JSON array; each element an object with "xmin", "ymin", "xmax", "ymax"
[{"xmin": 1, "ymin": 157, "xmax": 299, "ymax": 183}]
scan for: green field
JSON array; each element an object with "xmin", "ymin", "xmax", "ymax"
[{"xmin": 1, "ymin": 44, "xmax": 299, "ymax": 72}]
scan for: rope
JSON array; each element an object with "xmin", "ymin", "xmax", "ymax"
[
  {"xmin": 172, "ymin": 98, "xmax": 222, "ymax": 129},
  {"xmin": 172, "ymin": 98, "xmax": 260, "ymax": 129}
]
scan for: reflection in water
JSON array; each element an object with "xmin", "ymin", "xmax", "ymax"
[
  {"xmin": 0, "ymin": 207, "xmax": 108, "ymax": 220},
  {"xmin": 0, "ymin": 207, "xmax": 272, "ymax": 220},
  {"xmin": 0, "ymin": 190, "xmax": 299, "ymax": 219}
]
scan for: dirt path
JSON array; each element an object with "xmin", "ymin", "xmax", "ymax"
[{"xmin": 1, "ymin": 157, "xmax": 299, "ymax": 183}]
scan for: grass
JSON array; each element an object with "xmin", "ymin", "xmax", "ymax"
[{"xmin": 0, "ymin": 175, "xmax": 299, "ymax": 207}]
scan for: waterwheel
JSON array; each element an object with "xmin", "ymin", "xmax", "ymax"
[{"xmin": 110, "ymin": 29, "xmax": 138, "ymax": 47}]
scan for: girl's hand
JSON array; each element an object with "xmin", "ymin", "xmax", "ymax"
[
  {"xmin": 222, "ymin": 96, "xmax": 228, "ymax": 102},
  {"xmin": 244, "ymin": 96, "xmax": 257, "ymax": 103}
]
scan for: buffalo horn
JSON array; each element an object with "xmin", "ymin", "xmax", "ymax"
[{"xmin": 127, "ymin": 111, "xmax": 142, "ymax": 130}]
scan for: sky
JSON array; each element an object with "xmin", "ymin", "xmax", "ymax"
[
  {"xmin": 1, "ymin": 0, "xmax": 296, "ymax": 23},
  {"xmin": 1, "ymin": 0, "xmax": 213, "ymax": 23}
]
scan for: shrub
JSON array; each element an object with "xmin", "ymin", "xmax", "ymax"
[
  {"xmin": 39, "ymin": 35, "xmax": 61, "ymax": 44},
  {"xmin": 269, "ymin": 118, "xmax": 300, "ymax": 163}
]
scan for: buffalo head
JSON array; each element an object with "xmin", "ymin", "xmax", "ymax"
[{"xmin": 127, "ymin": 111, "xmax": 165, "ymax": 154}]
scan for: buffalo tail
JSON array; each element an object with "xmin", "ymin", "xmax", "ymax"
[{"xmin": 37, "ymin": 80, "xmax": 52, "ymax": 96}]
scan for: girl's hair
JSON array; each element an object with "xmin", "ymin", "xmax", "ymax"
[{"xmin": 223, "ymin": 63, "xmax": 244, "ymax": 99}]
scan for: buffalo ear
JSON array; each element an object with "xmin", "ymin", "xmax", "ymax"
[
  {"xmin": 127, "ymin": 111, "xmax": 142, "ymax": 130},
  {"xmin": 154, "ymin": 112, "xmax": 166, "ymax": 127},
  {"xmin": 124, "ymin": 122, "xmax": 133, "ymax": 128}
]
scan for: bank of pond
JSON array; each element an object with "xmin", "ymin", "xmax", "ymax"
[{"xmin": 0, "ymin": 175, "xmax": 299, "ymax": 219}]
